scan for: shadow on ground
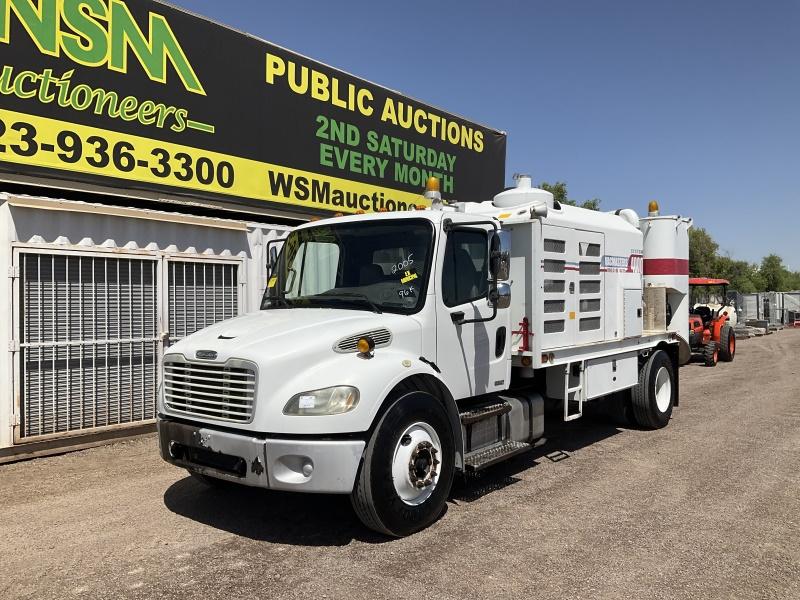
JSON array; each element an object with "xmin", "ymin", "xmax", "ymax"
[
  {"xmin": 165, "ymin": 400, "xmax": 627, "ymax": 544},
  {"xmin": 452, "ymin": 406, "xmax": 628, "ymax": 503},
  {"xmin": 163, "ymin": 476, "xmax": 397, "ymax": 546}
]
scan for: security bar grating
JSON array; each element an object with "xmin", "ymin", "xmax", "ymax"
[
  {"xmin": 20, "ymin": 254, "xmax": 159, "ymax": 438},
  {"xmin": 168, "ymin": 261, "xmax": 238, "ymax": 344}
]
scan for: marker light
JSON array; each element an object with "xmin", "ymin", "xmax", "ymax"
[
  {"xmin": 357, "ymin": 336, "xmax": 375, "ymax": 354},
  {"xmin": 283, "ymin": 386, "xmax": 360, "ymax": 416},
  {"xmin": 648, "ymin": 200, "xmax": 660, "ymax": 216},
  {"xmin": 424, "ymin": 176, "xmax": 442, "ymax": 206}
]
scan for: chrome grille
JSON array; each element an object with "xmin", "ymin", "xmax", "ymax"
[
  {"xmin": 164, "ymin": 357, "xmax": 256, "ymax": 423},
  {"xmin": 335, "ymin": 328, "xmax": 392, "ymax": 352}
]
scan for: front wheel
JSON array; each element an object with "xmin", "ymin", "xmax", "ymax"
[
  {"xmin": 704, "ymin": 341, "xmax": 719, "ymax": 367},
  {"xmin": 351, "ymin": 393, "xmax": 455, "ymax": 537},
  {"xmin": 719, "ymin": 325, "xmax": 735, "ymax": 362},
  {"xmin": 631, "ymin": 350, "xmax": 675, "ymax": 429}
]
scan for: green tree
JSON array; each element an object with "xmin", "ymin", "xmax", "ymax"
[
  {"xmin": 760, "ymin": 254, "xmax": 789, "ymax": 291},
  {"xmin": 714, "ymin": 256, "xmax": 763, "ymax": 293},
  {"xmin": 688, "ymin": 227, "xmax": 718, "ymax": 277},
  {"xmin": 539, "ymin": 181, "xmax": 601, "ymax": 211}
]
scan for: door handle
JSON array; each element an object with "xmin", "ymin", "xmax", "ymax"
[{"xmin": 451, "ymin": 311, "xmax": 465, "ymax": 324}]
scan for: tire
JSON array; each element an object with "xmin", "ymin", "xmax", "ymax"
[
  {"xmin": 718, "ymin": 326, "xmax": 735, "ymax": 362},
  {"xmin": 631, "ymin": 350, "xmax": 675, "ymax": 429},
  {"xmin": 351, "ymin": 393, "xmax": 455, "ymax": 537},
  {"xmin": 703, "ymin": 341, "xmax": 718, "ymax": 367}
]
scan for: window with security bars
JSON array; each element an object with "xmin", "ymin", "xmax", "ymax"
[
  {"xmin": 19, "ymin": 254, "xmax": 158, "ymax": 438},
  {"xmin": 168, "ymin": 261, "xmax": 239, "ymax": 342}
]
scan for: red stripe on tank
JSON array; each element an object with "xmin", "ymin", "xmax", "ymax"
[{"xmin": 643, "ymin": 258, "xmax": 689, "ymax": 276}]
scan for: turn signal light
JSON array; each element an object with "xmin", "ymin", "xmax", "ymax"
[{"xmin": 357, "ymin": 336, "xmax": 375, "ymax": 354}]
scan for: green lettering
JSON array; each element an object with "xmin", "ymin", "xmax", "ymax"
[
  {"xmin": 0, "ymin": 0, "xmax": 58, "ymax": 55},
  {"xmin": 109, "ymin": 0, "xmax": 205, "ymax": 95},
  {"xmin": 13, "ymin": 69, "xmax": 37, "ymax": 98},
  {"xmin": 61, "ymin": 0, "xmax": 108, "ymax": 66},
  {"xmin": 118, "ymin": 94, "xmax": 137, "ymax": 120},
  {"xmin": 319, "ymin": 143, "xmax": 333, "ymax": 167}
]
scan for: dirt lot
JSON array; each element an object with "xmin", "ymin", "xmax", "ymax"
[{"xmin": 1, "ymin": 331, "xmax": 799, "ymax": 600}]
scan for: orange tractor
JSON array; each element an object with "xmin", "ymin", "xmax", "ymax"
[{"xmin": 688, "ymin": 278, "xmax": 736, "ymax": 366}]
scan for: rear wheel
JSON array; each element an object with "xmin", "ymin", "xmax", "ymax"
[
  {"xmin": 719, "ymin": 325, "xmax": 735, "ymax": 362},
  {"xmin": 704, "ymin": 341, "xmax": 719, "ymax": 367},
  {"xmin": 351, "ymin": 393, "xmax": 455, "ymax": 537},
  {"xmin": 631, "ymin": 350, "xmax": 675, "ymax": 429}
]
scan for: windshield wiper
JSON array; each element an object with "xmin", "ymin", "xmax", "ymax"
[{"xmin": 315, "ymin": 292, "xmax": 383, "ymax": 314}]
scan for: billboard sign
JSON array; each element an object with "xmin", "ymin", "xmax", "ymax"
[{"xmin": 0, "ymin": 0, "xmax": 506, "ymax": 215}]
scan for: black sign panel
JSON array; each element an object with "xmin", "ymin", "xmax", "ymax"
[{"xmin": 0, "ymin": 0, "xmax": 506, "ymax": 215}]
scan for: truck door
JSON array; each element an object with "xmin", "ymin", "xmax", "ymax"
[{"xmin": 435, "ymin": 225, "xmax": 511, "ymax": 400}]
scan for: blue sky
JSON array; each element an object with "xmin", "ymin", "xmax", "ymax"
[{"xmin": 173, "ymin": 0, "xmax": 799, "ymax": 269}]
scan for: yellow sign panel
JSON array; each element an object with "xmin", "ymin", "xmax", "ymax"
[{"xmin": 0, "ymin": 109, "xmax": 428, "ymax": 214}]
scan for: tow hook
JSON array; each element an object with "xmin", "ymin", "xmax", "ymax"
[{"xmin": 408, "ymin": 441, "xmax": 440, "ymax": 488}]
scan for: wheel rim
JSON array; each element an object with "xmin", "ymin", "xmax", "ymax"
[
  {"xmin": 714, "ymin": 348, "xmax": 718, "ymax": 363},
  {"xmin": 730, "ymin": 336, "xmax": 735, "ymax": 356},
  {"xmin": 654, "ymin": 366, "xmax": 672, "ymax": 413},
  {"xmin": 391, "ymin": 422, "xmax": 443, "ymax": 506}
]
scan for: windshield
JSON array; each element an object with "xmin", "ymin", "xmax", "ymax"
[{"xmin": 261, "ymin": 219, "xmax": 434, "ymax": 314}]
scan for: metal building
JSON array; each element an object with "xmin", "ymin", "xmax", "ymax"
[{"xmin": 0, "ymin": 193, "xmax": 288, "ymax": 455}]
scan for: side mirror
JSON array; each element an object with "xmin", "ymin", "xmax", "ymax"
[
  {"xmin": 489, "ymin": 282, "xmax": 511, "ymax": 309},
  {"xmin": 489, "ymin": 230, "xmax": 511, "ymax": 281}
]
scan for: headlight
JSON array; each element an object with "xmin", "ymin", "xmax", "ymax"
[{"xmin": 283, "ymin": 386, "xmax": 360, "ymax": 416}]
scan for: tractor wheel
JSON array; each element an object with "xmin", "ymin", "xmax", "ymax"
[
  {"xmin": 703, "ymin": 342, "xmax": 719, "ymax": 367},
  {"xmin": 719, "ymin": 325, "xmax": 735, "ymax": 362}
]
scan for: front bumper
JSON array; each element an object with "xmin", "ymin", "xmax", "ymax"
[{"xmin": 157, "ymin": 417, "xmax": 365, "ymax": 494}]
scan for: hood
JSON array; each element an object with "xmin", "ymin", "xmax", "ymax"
[{"xmin": 166, "ymin": 308, "xmax": 422, "ymax": 363}]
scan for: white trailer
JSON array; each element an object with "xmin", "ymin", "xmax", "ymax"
[{"xmin": 157, "ymin": 175, "xmax": 691, "ymax": 536}]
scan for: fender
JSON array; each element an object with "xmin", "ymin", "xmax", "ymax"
[{"xmin": 368, "ymin": 376, "xmax": 464, "ymax": 471}]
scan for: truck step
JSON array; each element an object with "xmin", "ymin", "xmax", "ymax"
[
  {"xmin": 464, "ymin": 440, "xmax": 534, "ymax": 472},
  {"xmin": 459, "ymin": 401, "xmax": 511, "ymax": 425}
]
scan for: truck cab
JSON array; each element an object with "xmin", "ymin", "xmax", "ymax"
[{"xmin": 158, "ymin": 177, "xmax": 689, "ymax": 536}]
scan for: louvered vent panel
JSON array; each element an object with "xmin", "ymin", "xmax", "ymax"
[
  {"xmin": 579, "ymin": 317, "xmax": 602, "ymax": 331},
  {"xmin": 543, "ymin": 280, "xmax": 566, "ymax": 293},
  {"xmin": 579, "ymin": 299, "xmax": 601, "ymax": 312},
  {"xmin": 336, "ymin": 328, "xmax": 392, "ymax": 352},
  {"xmin": 20, "ymin": 254, "xmax": 158, "ymax": 439},
  {"xmin": 580, "ymin": 281, "xmax": 601, "ymax": 294},
  {"xmin": 544, "ymin": 300, "xmax": 565, "ymax": 313},
  {"xmin": 543, "ymin": 239, "xmax": 566, "ymax": 253},
  {"xmin": 544, "ymin": 320, "xmax": 565, "ymax": 333},
  {"xmin": 579, "ymin": 262, "xmax": 600, "ymax": 275},
  {"xmin": 543, "ymin": 260, "xmax": 566, "ymax": 273}
]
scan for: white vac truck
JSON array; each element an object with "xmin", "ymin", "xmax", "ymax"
[{"xmin": 157, "ymin": 175, "xmax": 692, "ymax": 536}]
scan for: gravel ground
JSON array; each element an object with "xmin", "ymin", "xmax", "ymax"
[{"xmin": 1, "ymin": 330, "xmax": 799, "ymax": 600}]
